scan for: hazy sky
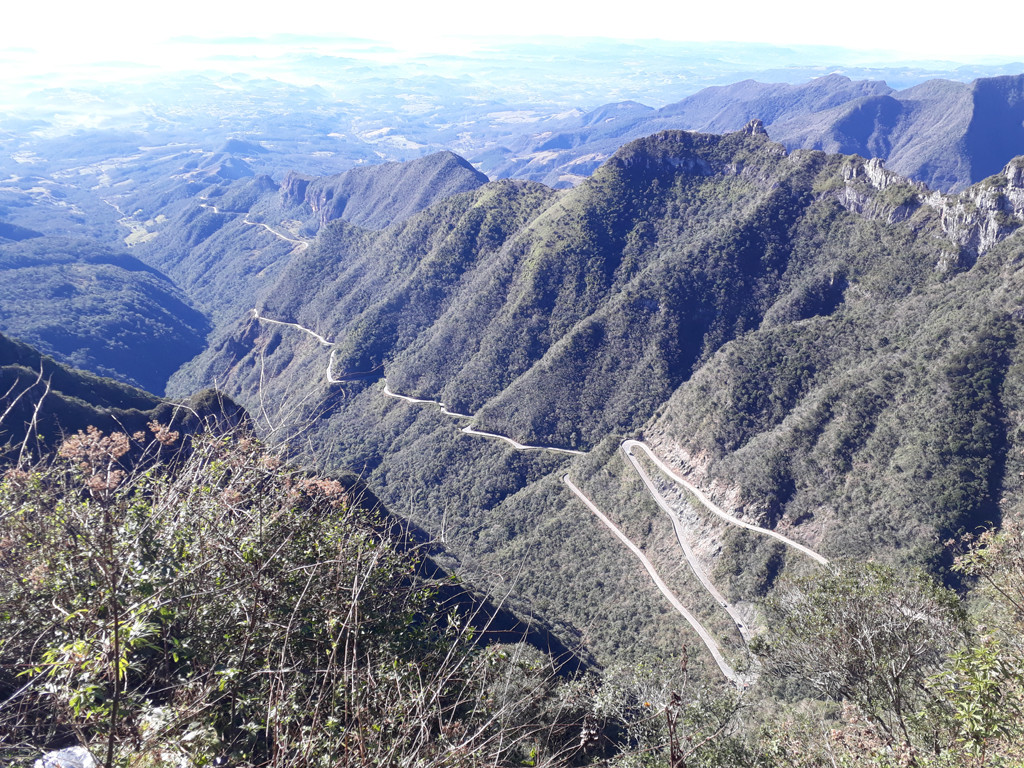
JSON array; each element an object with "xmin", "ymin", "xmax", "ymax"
[{"xmin": 4, "ymin": 0, "xmax": 1022, "ymax": 68}]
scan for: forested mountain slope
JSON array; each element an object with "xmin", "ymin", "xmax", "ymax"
[
  {"xmin": 133, "ymin": 151, "xmax": 491, "ymax": 326},
  {"xmin": 0, "ymin": 237, "xmax": 209, "ymax": 393},
  {"xmin": 169, "ymin": 127, "xmax": 1024, "ymax": 666},
  {"xmin": 278, "ymin": 150, "xmax": 490, "ymax": 233},
  {"xmin": 0, "ymin": 331, "xmax": 242, "ymax": 453}
]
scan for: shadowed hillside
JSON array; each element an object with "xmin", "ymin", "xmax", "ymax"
[
  {"xmin": 166, "ymin": 127, "xmax": 1024, "ymax": 666},
  {"xmin": 0, "ymin": 237, "xmax": 210, "ymax": 393}
]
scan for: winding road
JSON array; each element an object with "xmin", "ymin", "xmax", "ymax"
[
  {"xmin": 621, "ymin": 445, "xmax": 753, "ymax": 645},
  {"xmin": 248, "ymin": 307, "xmax": 827, "ymax": 686},
  {"xmin": 381, "ymin": 381, "xmax": 584, "ymax": 454},
  {"xmin": 623, "ymin": 440, "xmax": 829, "ymax": 566},
  {"xmin": 459, "ymin": 424, "xmax": 585, "ymax": 455},
  {"xmin": 376, "ymin": 370, "xmax": 744, "ymax": 679},
  {"xmin": 251, "ymin": 310, "xmax": 581, "ymax": 456},
  {"xmin": 327, "ymin": 350, "xmax": 341, "ymax": 384},
  {"xmin": 252, "ymin": 308, "xmax": 333, "ymax": 346},
  {"xmin": 200, "ymin": 201, "xmax": 310, "ymax": 251},
  {"xmin": 563, "ymin": 475, "xmax": 748, "ymax": 686},
  {"xmin": 244, "ymin": 215, "xmax": 309, "ymax": 251},
  {"xmin": 382, "ymin": 381, "xmax": 473, "ymax": 418},
  {"xmin": 562, "ymin": 442, "xmax": 827, "ymax": 686}
]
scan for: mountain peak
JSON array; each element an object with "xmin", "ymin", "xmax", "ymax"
[
  {"xmin": 281, "ymin": 151, "xmax": 489, "ymax": 231},
  {"xmin": 220, "ymin": 137, "xmax": 269, "ymax": 155}
]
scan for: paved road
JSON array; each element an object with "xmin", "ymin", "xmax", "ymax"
[
  {"xmin": 252, "ymin": 308, "xmax": 333, "ymax": 346},
  {"xmin": 244, "ymin": 215, "xmax": 309, "ymax": 251},
  {"xmin": 200, "ymin": 201, "xmax": 310, "ymax": 251},
  {"xmin": 623, "ymin": 440, "xmax": 828, "ymax": 566},
  {"xmin": 382, "ymin": 380, "xmax": 585, "ymax": 454},
  {"xmin": 382, "ymin": 381, "xmax": 473, "ymax": 418},
  {"xmin": 562, "ymin": 475, "xmax": 747, "ymax": 687},
  {"xmin": 327, "ymin": 350, "xmax": 341, "ymax": 383},
  {"xmin": 621, "ymin": 444, "xmax": 753, "ymax": 645},
  {"xmin": 460, "ymin": 424, "xmax": 584, "ymax": 454},
  {"xmin": 249, "ymin": 312, "xmax": 580, "ymax": 462}
]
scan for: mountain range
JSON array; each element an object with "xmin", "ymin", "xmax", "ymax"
[
  {"xmin": 155, "ymin": 124, "xmax": 1024, "ymax": 667},
  {"xmin": 480, "ymin": 73, "xmax": 1024, "ymax": 193},
  {"xmin": 3, "ymin": 64, "xmax": 1024, "ymax": 673},
  {"xmin": 10, "ymin": 41, "xmax": 1024, "ymax": 766}
]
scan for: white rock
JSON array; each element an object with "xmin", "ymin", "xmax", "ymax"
[{"xmin": 33, "ymin": 746, "xmax": 97, "ymax": 768}]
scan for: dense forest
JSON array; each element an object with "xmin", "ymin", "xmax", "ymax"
[
  {"xmin": 0, "ymin": 238, "xmax": 209, "ymax": 393},
  {"xmin": 3, "ymin": 62, "xmax": 1024, "ymax": 763},
  {"xmin": 157, "ymin": 127, "xmax": 1024, "ymax": 676}
]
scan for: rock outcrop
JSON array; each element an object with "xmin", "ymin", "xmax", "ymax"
[{"xmin": 929, "ymin": 156, "xmax": 1024, "ymax": 267}]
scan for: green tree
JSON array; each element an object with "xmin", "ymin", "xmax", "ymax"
[
  {"xmin": 0, "ymin": 424, "xmax": 593, "ymax": 767},
  {"xmin": 752, "ymin": 562, "xmax": 967, "ymax": 763}
]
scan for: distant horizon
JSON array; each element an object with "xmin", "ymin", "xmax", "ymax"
[
  {"xmin": 5, "ymin": 33, "xmax": 1022, "ymax": 74},
  {"xmin": 4, "ymin": 0, "xmax": 1023, "ymax": 90},
  {"xmin": 6, "ymin": 0, "xmax": 1024, "ymax": 59},
  {"xmin": 2, "ymin": 33, "xmax": 1022, "ymax": 113}
]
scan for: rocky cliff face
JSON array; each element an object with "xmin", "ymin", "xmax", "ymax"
[
  {"xmin": 281, "ymin": 171, "xmax": 314, "ymax": 208},
  {"xmin": 929, "ymin": 157, "xmax": 1024, "ymax": 267},
  {"xmin": 835, "ymin": 156, "xmax": 928, "ymax": 223},
  {"xmin": 834, "ymin": 154, "xmax": 1024, "ymax": 269}
]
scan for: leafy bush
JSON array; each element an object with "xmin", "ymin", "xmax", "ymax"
[
  {"xmin": 753, "ymin": 561, "xmax": 967, "ymax": 758},
  {"xmin": 0, "ymin": 424, "xmax": 601, "ymax": 767}
]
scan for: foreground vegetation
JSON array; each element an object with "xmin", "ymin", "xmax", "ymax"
[
  {"xmin": 0, "ymin": 422, "xmax": 755, "ymax": 767},
  {"xmin": 2, "ymin": 413, "xmax": 1024, "ymax": 766}
]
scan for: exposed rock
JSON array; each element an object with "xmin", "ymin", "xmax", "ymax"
[
  {"xmin": 928, "ymin": 156, "xmax": 1024, "ymax": 268},
  {"xmin": 834, "ymin": 156, "xmax": 922, "ymax": 223},
  {"xmin": 743, "ymin": 118, "xmax": 768, "ymax": 136},
  {"xmin": 280, "ymin": 171, "xmax": 315, "ymax": 208},
  {"xmin": 833, "ymin": 154, "xmax": 1024, "ymax": 262},
  {"xmin": 34, "ymin": 746, "xmax": 96, "ymax": 768}
]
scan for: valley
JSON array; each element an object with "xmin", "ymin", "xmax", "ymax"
[
  {"xmin": 186, "ymin": 125, "xmax": 1023, "ymax": 680},
  {"xmin": 5, "ymin": 104, "xmax": 1024, "ymax": 674},
  {"xmin": 256, "ymin": 301, "xmax": 827, "ymax": 685},
  {"xmin": 5, "ymin": 38, "xmax": 1024, "ymax": 763}
]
